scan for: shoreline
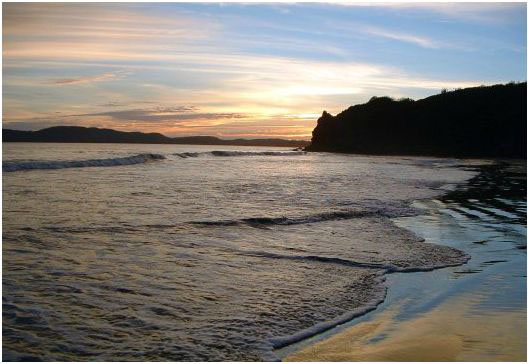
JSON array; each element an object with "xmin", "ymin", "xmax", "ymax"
[
  {"xmin": 281, "ymin": 263, "xmax": 527, "ymax": 361},
  {"xmin": 268, "ymin": 162, "xmax": 480, "ymax": 358},
  {"xmin": 277, "ymin": 161, "xmax": 526, "ymax": 362}
]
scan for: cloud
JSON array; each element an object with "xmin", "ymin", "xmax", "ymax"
[
  {"xmin": 3, "ymin": 3, "xmax": 217, "ymax": 40},
  {"xmin": 3, "ymin": 2, "xmax": 524, "ymax": 140},
  {"xmin": 98, "ymin": 102, "xmax": 129, "ymax": 107},
  {"xmin": 397, "ymin": 3, "xmax": 524, "ymax": 25},
  {"xmin": 360, "ymin": 26, "xmax": 438, "ymax": 48},
  {"xmin": 72, "ymin": 107, "xmax": 249, "ymax": 123},
  {"xmin": 50, "ymin": 72, "xmax": 121, "ymax": 85},
  {"xmin": 97, "ymin": 100, "xmax": 159, "ymax": 107},
  {"xmin": 332, "ymin": 2, "xmax": 525, "ymax": 24}
]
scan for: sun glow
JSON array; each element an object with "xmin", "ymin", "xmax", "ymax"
[{"xmin": 3, "ymin": 2, "xmax": 525, "ymax": 139}]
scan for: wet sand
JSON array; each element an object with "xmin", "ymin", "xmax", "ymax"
[
  {"xmin": 281, "ymin": 161, "xmax": 527, "ymax": 362},
  {"xmin": 284, "ymin": 291, "xmax": 526, "ymax": 362}
]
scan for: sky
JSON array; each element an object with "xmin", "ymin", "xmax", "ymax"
[{"xmin": 3, "ymin": 2, "xmax": 527, "ymax": 140}]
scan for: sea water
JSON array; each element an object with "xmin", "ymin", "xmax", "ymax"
[
  {"xmin": 278, "ymin": 160, "xmax": 527, "ymax": 361},
  {"xmin": 3, "ymin": 143, "xmax": 489, "ymax": 360}
]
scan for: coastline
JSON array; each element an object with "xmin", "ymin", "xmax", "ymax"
[{"xmin": 277, "ymin": 161, "xmax": 527, "ymax": 362}]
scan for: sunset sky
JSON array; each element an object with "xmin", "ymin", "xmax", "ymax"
[{"xmin": 3, "ymin": 2, "xmax": 527, "ymax": 139}]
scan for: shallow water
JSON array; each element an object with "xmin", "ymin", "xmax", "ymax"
[
  {"xmin": 3, "ymin": 143, "xmax": 481, "ymax": 361},
  {"xmin": 282, "ymin": 161, "xmax": 527, "ymax": 361}
]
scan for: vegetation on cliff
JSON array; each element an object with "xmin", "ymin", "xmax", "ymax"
[{"xmin": 307, "ymin": 82, "xmax": 526, "ymax": 158}]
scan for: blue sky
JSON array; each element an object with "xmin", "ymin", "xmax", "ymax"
[{"xmin": 3, "ymin": 2, "xmax": 526, "ymax": 139}]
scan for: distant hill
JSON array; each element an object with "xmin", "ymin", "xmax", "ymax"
[
  {"xmin": 2, "ymin": 126, "xmax": 309, "ymax": 148},
  {"xmin": 306, "ymin": 82, "xmax": 527, "ymax": 159}
]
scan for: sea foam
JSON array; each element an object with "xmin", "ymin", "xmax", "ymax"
[{"xmin": 3, "ymin": 153, "xmax": 165, "ymax": 172}]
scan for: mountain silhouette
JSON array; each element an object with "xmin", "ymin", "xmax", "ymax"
[{"xmin": 3, "ymin": 126, "xmax": 309, "ymax": 148}]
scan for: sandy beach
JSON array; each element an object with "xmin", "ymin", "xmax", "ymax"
[{"xmin": 284, "ymin": 284, "xmax": 526, "ymax": 362}]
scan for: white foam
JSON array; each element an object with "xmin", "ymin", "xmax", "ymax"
[
  {"xmin": 3, "ymin": 153, "xmax": 165, "ymax": 172},
  {"xmin": 268, "ymin": 290, "xmax": 387, "ymax": 350}
]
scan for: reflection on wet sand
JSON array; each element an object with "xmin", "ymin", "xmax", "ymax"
[
  {"xmin": 285, "ymin": 289, "xmax": 526, "ymax": 362},
  {"xmin": 285, "ymin": 161, "xmax": 526, "ymax": 362}
]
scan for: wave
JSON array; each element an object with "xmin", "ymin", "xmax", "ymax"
[
  {"xmin": 191, "ymin": 205, "xmax": 419, "ymax": 227},
  {"xmin": 174, "ymin": 151, "xmax": 306, "ymax": 158},
  {"xmin": 174, "ymin": 152, "xmax": 201, "ymax": 158},
  {"xmin": 3, "ymin": 153, "xmax": 165, "ymax": 172},
  {"xmin": 242, "ymin": 250, "xmax": 397, "ymax": 271},
  {"xmin": 240, "ymin": 249, "xmax": 470, "ymax": 275}
]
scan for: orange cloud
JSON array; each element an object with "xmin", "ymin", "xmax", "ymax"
[{"xmin": 50, "ymin": 72, "xmax": 121, "ymax": 85}]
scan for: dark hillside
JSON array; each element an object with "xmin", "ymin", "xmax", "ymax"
[
  {"xmin": 3, "ymin": 126, "xmax": 309, "ymax": 148},
  {"xmin": 307, "ymin": 82, "xmax": 526, "ymax": 158},
  {"xmin": 3, "ymin": 126, "xmax": 172, "ymax": 144}
]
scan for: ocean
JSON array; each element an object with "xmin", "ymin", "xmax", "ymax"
[{"xmin": 2, "ymin": 143, "xmax": 523, "ymax": 361}]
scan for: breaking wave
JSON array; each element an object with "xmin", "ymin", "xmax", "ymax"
[{"xmin": 3, "ymin": 153, "xmax": 165, "ymax": 172}]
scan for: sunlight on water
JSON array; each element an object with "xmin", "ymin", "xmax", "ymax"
[
  {"xmin": 2, "ymin": 143, "xmax": 504, "ymax": 361},
  {"xmin": 282, "ymin": 161, "xmax": 526, "ymax": 362}
]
